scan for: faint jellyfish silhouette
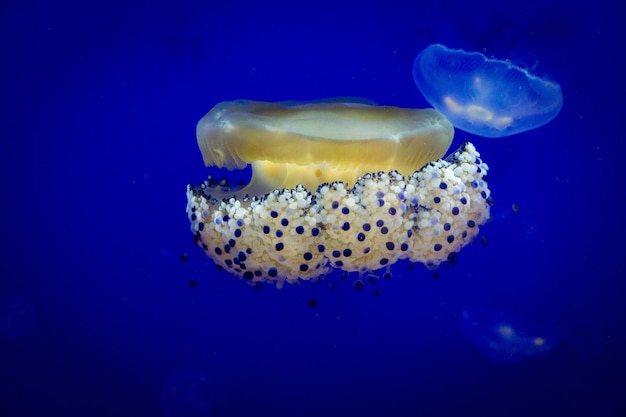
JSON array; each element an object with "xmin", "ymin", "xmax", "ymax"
[
  {"xmin": 460, "ymin": 307, "xmax": 560, "ymax": 363},
  {"xmin": 413, "ymin": 44, "xmax": 563, "ymax": 137},
  {"xmin": 161, "ymin": 368, "xmax": 213, "ymax": 417},
  {"xmin": 0, "ymin": 294, "xmax": 36, "ymax": 340}
]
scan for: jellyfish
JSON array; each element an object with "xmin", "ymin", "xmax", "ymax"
[
  {"xmin": 460, "ymin": 307, "xmax": 605, "ymax": 362},
  {"xmin": 460, "ymin": 307, "xmax": 562, "ymax": 363},
  {"xmin": 413, "ymin": 44, "xmax": 563, "ymax": 137},
  {"xmin": 186, "ymin": 99, "xmax": 492, "ymax": 288}
]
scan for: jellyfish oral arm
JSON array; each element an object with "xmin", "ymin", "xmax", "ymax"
[{"xmin": 187, "ymin": 140, "xmax": 491, "ymax": 287}]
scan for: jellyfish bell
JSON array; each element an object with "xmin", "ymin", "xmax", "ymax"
[
  {"xmin": 413, "ymin": 44, "xmax": 563, "ymax": 138},
  {"xmin": 187, "ymin": 98, "xmax": 493, "ymax": 288},
  {"xmin": 196, "ymin": 99, "xmax": 454, "ymax": 198}
]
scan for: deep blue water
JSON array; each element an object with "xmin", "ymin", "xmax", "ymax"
[{"xmin": 2, "ymin": 1, "xmax": 625, "ymax": 416}]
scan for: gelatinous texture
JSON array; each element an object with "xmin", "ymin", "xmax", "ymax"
[
  {"xmin": 196, "ymin": 99, "xmax": 454, "ymax": 197},
  {"xmin": 187, "ymin": 142, "xmax": 491, "ymax": 288},
  {"xmin": 413, "ymin": 44, "xmax": 563, "ymax": 137},
  {"xmin": 460, "ymin": 308, "xmax": 559, "ymax": 363}
]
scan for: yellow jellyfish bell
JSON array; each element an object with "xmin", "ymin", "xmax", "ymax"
[
  {"xmin": 196, "ymin": 99, "xmax": 454, "ymax": 198},
  {"xmin": 186, "ymin": 98, "xmax": 492, "ymax": 288}
]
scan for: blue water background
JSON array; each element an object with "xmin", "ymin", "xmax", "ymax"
[{"xmin": 2, "ymin": 0, "xmax": 625, "ymax": 416}]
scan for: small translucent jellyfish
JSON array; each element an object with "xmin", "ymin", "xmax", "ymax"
[
  {"xmin": 187, "ymin": 98, "xmax": 493, "ymax": 288},
  {"xmin": 413, "ymin": 44, "xmax": 563, "ymax": 137},
  {"xmin": 460, "ymin": 307, "xmax": 560, "ymax": 363}
]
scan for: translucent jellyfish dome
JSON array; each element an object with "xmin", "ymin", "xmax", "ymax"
[{"xmin": 413, "ymin": 44, "xmax": 563, "ymax": 138}]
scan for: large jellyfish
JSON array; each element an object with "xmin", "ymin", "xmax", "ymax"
[
  {"xmin": 186, "ymin": 99, "xmax": 492, "ymax": 288},
  {"xmin": 413, "ymin": 44, "xmax": 563, "ymax": 137}
]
